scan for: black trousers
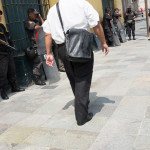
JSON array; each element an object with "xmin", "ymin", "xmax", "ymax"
[
  {"xmin": 57, "ymin": 44, "xmax": 94, "ymax": 124},
  {"xmin": 104, "ymin": 28, "xmax": 113, "ymax": 46},
  {"xmin": 127, "ymin": 22, "xmax": 135, "ymax": 37},
  {"xmin": 32, "ymin": 55, "xmax": 43, "ymax": 77},
  {"xmin": 0, "ymin": 53, "xmax": 17, "ymax": 88}
]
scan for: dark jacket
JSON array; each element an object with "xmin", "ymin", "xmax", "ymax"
[
  {"xmin": 103, "ymin": 13, "xmax": 112, "ymax": 29},
  {"xmin": 24, "ymin": 18, "xmax": 41, "ymax": 48},
  {"xmin": 0, "ymin": 23, "xmax": 13, "ymax": 52},
  {"xmin": 125, "ymin": 10, "xmax": 137, "ymax": 23},
  {"xmin": 113, "ymin": 12, "xmax": 121, "ymax": 25}
]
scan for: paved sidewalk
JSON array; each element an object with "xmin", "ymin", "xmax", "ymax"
[{"xmin": 0, "ymin": 25, "xmax": 150, "ymax": 149}]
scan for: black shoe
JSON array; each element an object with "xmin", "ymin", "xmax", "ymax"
[
  {"xmin": 133, "ymin": 37, "xmax": 136, "ymax": 40},
  {"xmin": 11, "ymin": 82, "xmax": 25, "ymax": 92},
  {"xmin": 35, "ymin": 80, "xmax": 46, "ymax": 86},
  {"xmin": 34, "ymin": 75, "xmax": 46, "ymax": 86},
  {"xmin": 77, "ymin": 113, "xmax": 93, "ymax": 126},
  {"xmin": 12, "ymin": 87, "xmax": 25, "ymax": 92},
  {"xmin": 109, "ymin": 44, "xmax": 116, "ymax": 47},
  {"xmin": 129, "ymin": 37, "xmax": 132, "ymax": 40},
  {"xmin": 1, "ymin": 88, "xmax": 9, "ymax": 100}
]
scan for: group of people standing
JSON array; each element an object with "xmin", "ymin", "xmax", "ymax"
[
  {"xmin": 0, "ymin": 8, "xmax": 47, "ymax": 100},
  {"xmin": 102, "ymin": 6, "xmax": 137, "ymax": 47},
  {"xmin": 0, "ymin": 1, "xmax": 138, "ymax": 126}
]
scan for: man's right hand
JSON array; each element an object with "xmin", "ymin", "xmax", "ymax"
[
  {"xmin": 46, "ymin": 54, "xmax": 54, "ymax": 67},
  {"xmin": 102, "ymin": 43, "xmax": 109, "ymax": 56}
]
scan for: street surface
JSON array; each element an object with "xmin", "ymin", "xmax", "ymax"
[{"xmin": 0, "ymin": 20, "xmax": 150, "ymax": 150}]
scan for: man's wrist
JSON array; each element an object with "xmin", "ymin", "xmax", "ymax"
[
  {"xmin": 47, "ymin": 52, "xmax": 52, "ymax": 55},
  {"xmin": 39, "ymin": 16, "xmax": 42, "ymax": 19},
  {"xmin": 102, "ymin": 42, "xmax": 107, "ymax": 45}
]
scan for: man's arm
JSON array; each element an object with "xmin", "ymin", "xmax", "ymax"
[
  {"xmin": 105, "ymin": 14, "xmax": 113, "ymax": 20},
  {"xmin": 133, "ymin": 11, "xmax": 138, "ymax": 19},
  {"xmin": 35, "ymin": 25, "xmax": 43, "ymax": 30},
  {"xmin": 25, "ymin": 21, "xmax": 43, "ymax": 30},
  {"xmin": 45, "ymin": 33, "xmax": 54, "ymax": 67},
  {"xmin": 93, "ymin": 22, "xmax": 109, "ymax": 56},
  {"xmin": 114, "ymin": 12, "xmax": 121, "ymax": 17},
  {"xmin": 38, "ymin": 14, "xmax": 44, "ymax": 25}
]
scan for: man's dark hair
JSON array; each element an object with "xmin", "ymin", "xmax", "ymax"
[
  {"xmin": 114, "ymin": 8, "xmax": 119, "ymax": 12},
  {"xmin": 27, "ymin": 8, "xmax": 39, "ymax": 16},
  {"xmin": 105, "ymin": 8, "xmax": 111, "ymax": 13}
]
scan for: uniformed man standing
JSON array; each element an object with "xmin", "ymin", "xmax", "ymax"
[
  {"xmin": 0, "ymin": 10, "xmax": 25, "ymax": 100},
  {"xmin": 103, "ymin": 8, "xmax": 114, "ymax": 46},
  {"xmin": 113, "ymin": 8, "xmax": 122, "ymax": 27},
  {"xmin": 24, "ymin": 8, "xmax": 46, "ymax": 86},
  {"xmin": 125, "ymin": 7, "xmax": 137, "ymax": 40}
]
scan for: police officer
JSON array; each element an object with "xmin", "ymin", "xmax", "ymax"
[
  {"xmin": 0, "ymin": 10, "xmax": 25, "ymax": 100},
  {"xmin": 103, "ymin": 8, "xmax": 114, "ymax": 46},
  {"xmin": 113, "ymin": 8, "xmax": 122, "ymax": 27},
  {"xmin": 24, "ymin": 8, "xmax": 46, "ymax": 86},
  {"xmin": 125, "ymin": 7, "xmax": 137, "ymax": 40}
]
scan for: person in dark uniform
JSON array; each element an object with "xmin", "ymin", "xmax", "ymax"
[
  {"xmin": 24, "ymin": 8, "xmax": 46, "ymax": 85},
  {"xmin": 113, "ymin": 8, "xmax": 122, "ymax": 27},
  {"xmin": 103, "ymin": 8, "xmax": 114, "ymax": 46},
  {"xmin": 125, "ymin": 7, "xmax": 137, "ymax": 40},
  {"xmin": 0, "ymin": 10, "xmax": 25, "ymax": 100},
  {"xmin": 113, "ymin": 8, "xmax": 124, "ymax": 42}
]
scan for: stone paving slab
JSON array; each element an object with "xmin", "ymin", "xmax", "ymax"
[{"xmin": 0, "ymin": 24, "xmax": 150, "ymax": 149}]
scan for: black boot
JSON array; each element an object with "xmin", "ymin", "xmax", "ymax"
[
  {"xmin": 34, "ymin": 76, "xmax": 46, "ymax": 86},
  {"xmin": 1, "ymin": 88, "xmax": 9, "ymax": 100},
  {"xmin": 133, "ymin": 36, "xmax": 136, "ymax": 40},
  {"xmin": 11, "ymin": 82, "xmax": 25, "ymax": 92},
  {"xmin": 129, "ymin": 37, "xmax": 132, "ymax": 40}
]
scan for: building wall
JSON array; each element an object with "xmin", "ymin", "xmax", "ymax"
[
  {"xmin": 1, "ymin": 0, "xmax": 123, "ymax": 26},
  {"xmin": 49, "ymin": 0, "xmax": 123, "ymax": 21},
  {"xmin": 138, "ymin": 0, "xmax": 150, "ymax": 10},
  {"xmin": 122, "ymin": 0, "xmax": 150, "ymax": 14},
  {"xmin": 49, "ymin": 0, "xmax": 104, "ymax": 20},
  {"xmin": 138, "ymin": 0, "xmax": 145, "ymax": 10},
  {"xmin": 114, "ymin": 0, "xmax": 123, "ymax": 9}
]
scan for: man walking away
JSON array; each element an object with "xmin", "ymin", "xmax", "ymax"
[
  {"xmin": 43, "ymin": 0, "xmax": 109, "ymax": 126},
  {"xmin": 24, "ymin": 8, "xmax": 46, "ymax": 86},
  {"xmin": 0, "ymin": 10, "xmax": 25, "ymax": 100},
  {"xmin": 125, "ymin": 6, "xmax": 137, "ymax": 40}
]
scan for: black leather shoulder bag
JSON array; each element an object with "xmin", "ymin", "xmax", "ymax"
[{"xmin": 56, "ymin": 2, "xmax": 93, "ymax": 62}]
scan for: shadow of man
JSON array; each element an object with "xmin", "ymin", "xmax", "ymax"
[{"xmin": 63, "ymin": 92, "xmax": 115, "ymax": 116}]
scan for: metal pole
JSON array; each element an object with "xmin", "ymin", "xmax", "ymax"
[{"xmin": 145, "ymin": 0, "xmax": 150, "ymax": 37}]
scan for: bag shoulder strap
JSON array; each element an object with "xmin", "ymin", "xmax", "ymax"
[
  {"xmin": 35, "ymin": 30, "xmax": 39, "ymax": 41},
  {"xmin": 56, "ymin": 2, "xmax": 66, "ymax": 36}
]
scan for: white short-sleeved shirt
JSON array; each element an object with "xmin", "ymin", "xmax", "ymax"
[{"xmin": 42, "ymin": 0, "xmax": 100, "ymax": 44}]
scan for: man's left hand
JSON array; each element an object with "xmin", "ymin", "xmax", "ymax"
[{"xmin": 102, "ymin": 43, "xmax": 109, "ymax": 56}]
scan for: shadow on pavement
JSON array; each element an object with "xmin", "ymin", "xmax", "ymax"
[
  {"xmin": 89, "ymin": 92, "xmax": 115, "ymax": 116},
  {"xmin": 62, "ymin": 92, "xmax": 115, "ymax": 116}
]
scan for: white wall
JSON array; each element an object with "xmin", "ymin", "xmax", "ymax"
[
  {"xmin": 138, "ymin": 0, "xmax": 150, "ymax": 10},
  {"xmin": 138, "ymin": 0, "xmax": 145, "ymax": 9}
]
